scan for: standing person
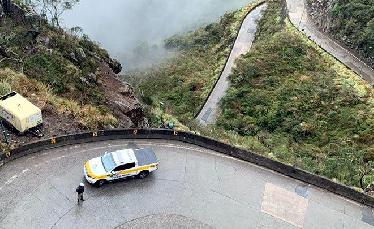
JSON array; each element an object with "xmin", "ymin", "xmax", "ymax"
[{"xmin": 76, "ymin": 183, "xmax": 85, "ymax": 204}]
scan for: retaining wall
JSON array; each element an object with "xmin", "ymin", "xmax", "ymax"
[{"xmin": 1, "ymin": 128, "xmax": 374, "ymax": 208}]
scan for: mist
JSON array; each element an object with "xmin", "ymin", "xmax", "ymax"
[{"xmin": 62, "ymin": 0, "xmax": 254, "ymax": 72}]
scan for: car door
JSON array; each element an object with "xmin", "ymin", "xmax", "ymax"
[
  {"xmin": 110, "ymin": 165, "xmax": 124, "ymax": 180},
  {"xmin": 119, "ymin": 162, "xmax": 137, "ymax": 177}
]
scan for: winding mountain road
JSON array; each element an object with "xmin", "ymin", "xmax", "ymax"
[
  {"xmin": 287, "ymin": 0, "xmax": 374, "ymax": 83},
  {"xmin": 0, "ymin": 139, "xmax": 373, "ymax": 228},
  {"xmin": 196, "ymin": 4, "xmax": 267, "ymax": 125},
  {"xmin": 1, "ymin": 2, "xmax": 374, "ymax": 228},
  {"xmin": 197, "ymin": 0, "xmax": 374, "ymax": 126}
]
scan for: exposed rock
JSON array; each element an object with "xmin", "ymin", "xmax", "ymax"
[
  {"xmin": 75, "ymin": 48, "xmax": 86, "ymax": 62},
  {"xmin": 87, "ymin": 73, "xmax": 97, "ymax": 83},
  {"xmin": 96, "ymin": 79, "xmax": 103, "ymax": 85},
  {"xmin": 36, "ymin": 36, "xmax": 50, "ymax": 46},
  {"xmin": 79, "ymin": 76, "xmax": 91, "ymax": 86},
  {"xmin": 107, "ymin": 58, "xmax": 122, "ymax": 74},
  {"xmin": 364, "ymin": 182, "xmax": 374, "ymax": 197},
  {"xmin": 305, "ymin": 0, "xmax": 336, "ymax": 33},
  {"xmin": 69, "ymin": 52, "xmax": 78, "ymax": 62},
  {"xmin": 97, "ymin": 63, "xmax": 145, "ymax": 127},
  {"xmin": 119, "ymin": 84, "xmax": 135, "ymax": 97}
]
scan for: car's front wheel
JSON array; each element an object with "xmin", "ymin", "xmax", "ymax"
[
  {"xmin": 137, "ymin": 171, "xmax": 149, "ymax": 179},
  {"xmin": 95, "ymin": 179, "xmax": 106, "ymax": 187}
]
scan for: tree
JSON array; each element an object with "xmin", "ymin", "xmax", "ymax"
[{"xmin": 21, "ymin": 0, "xmax": 79, "ymax": 27}]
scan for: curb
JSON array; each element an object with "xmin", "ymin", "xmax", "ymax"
[{"xmin": 1, "ymin": 128, "xmax": 374, "ymax": 208}]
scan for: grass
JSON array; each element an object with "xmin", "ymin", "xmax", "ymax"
[
  {"xmin": 0, "ymin": 12, "xmax": 122, "ymax": 133},
  {"xmin": 132, "ymin": 1, "xmax": 264, "ymax": 124},
  {"xmin": 135, "ymin": 0, "xmax": 374, "ymax": 189},
  {"xmin": 216, "ymin": 0, "xmax": 374, "ymax": 188},
  {"xmin": 0, "ymin": 15, "xmax": 110, "ymax": 106},
  {"xmin": 308, "ymin": 0, "xmax": 374, "ymax": 65},
  {"xmin": 0, "ymin": 68, "xmax": 117, "ymax": 130}
]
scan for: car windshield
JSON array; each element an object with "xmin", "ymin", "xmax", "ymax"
[{"xmin": 101, "ymin": 153, "xmax": 116, "ymax": 172}]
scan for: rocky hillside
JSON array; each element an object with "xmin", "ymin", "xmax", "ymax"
[
  {"xmin": 0, "ymin": 2, "xmax": 145, "ymax": 148},
  {"xmin": 306, "ymin": 0, "xmax": 374, "ymax": 68}
]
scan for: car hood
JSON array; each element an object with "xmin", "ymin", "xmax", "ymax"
[{"xmin": 88, "ymin": 157, "xmax": 107, "ymax": 176}]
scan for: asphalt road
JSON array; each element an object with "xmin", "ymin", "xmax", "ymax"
[
  {"xmin": 0, "ymin": 139, "xmax": 373, "ymax": 228},
  {"xmin": 287, "ymin": 0, "xmax": 374, "ymax": 83},
  {"xmin": 196, "ymin": 4, "xmax": 267, "ymax": 125}
]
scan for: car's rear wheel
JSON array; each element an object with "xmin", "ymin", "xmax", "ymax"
[
  {"xmin": 137, "ymin": 171, "xmax": 149, "ymax": 179},
  {"xmin": 95, "ymin": 179, "xmax": 106, "ymax": 187}
]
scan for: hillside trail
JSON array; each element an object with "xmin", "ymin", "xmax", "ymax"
[{"xmin": 196, "ymin": 4, "xmax": 267, "ymax": 125}]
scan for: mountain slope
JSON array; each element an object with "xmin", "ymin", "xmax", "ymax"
[
  {"xmin": 306, "ymin": 0, "xmax": 374, "ymax": 67},
  {"xmin": 217, "ymin": 0, "xmax": 374, "ymax": 188},
  {"xmin": 0, "ymin": 2, "xmax": 145, "ymax": 148}
]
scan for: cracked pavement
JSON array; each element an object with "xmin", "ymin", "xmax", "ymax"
[{"xmin": 0, "ymin": 139, "xmax": 372, "ymax": 228}]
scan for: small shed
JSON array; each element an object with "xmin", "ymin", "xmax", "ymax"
[{"xmin": 0, "ymin": 92, "xmax": 43, "ymax": 133}]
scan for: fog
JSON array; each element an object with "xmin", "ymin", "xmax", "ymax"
[{"xmin": 62, "ymin": 0, "xmax": 254, "ymax": 72}]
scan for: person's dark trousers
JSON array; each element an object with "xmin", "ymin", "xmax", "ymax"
[
  {"xmin": 76, "ymin": 185, "xmax": 85, "ymax": 203},
  {"xmin": 78, "ymin": 193, "xmax": 84, "ymax": 203}
]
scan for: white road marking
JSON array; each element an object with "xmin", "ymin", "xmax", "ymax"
[
  {"xmin": 261, "ymin": 182, "xmax": 308, "ymax": 228},
  {"xmin": 4, "ymin": 175, "xmax": 18, "ymax": 185}
]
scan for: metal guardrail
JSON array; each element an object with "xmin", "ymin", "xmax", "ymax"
[{"xmin": 1, "ymin": 128, "xmax": 374, "ymax": 208}]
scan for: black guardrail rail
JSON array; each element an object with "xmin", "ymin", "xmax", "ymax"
[{"xmin": 1, "ymin": 128, "xmax": 374, "ymax": 208}]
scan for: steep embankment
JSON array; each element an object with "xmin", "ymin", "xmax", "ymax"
[
  {"xmin": 196, "ymin": 4, "xmax": 267, "ymax": 125},
  {"xmin": 287, "ymin": 0, "xmax": 374, "ymax": 84},
  {"xmin": 216, "ymin": 0, "xmax": 374, "ymax": 188},
  {"xmin": 131, "ymin": 1, "xmax": 264, "ymax": 125},
  {"xmin": 306, "ymin": 0, "xmax": 374, "ymax": 68},
  {"xmin": 0, "ymin": 3, "xmax": 144, "ymax": 149},
  {"xmin": 126, "ymin": 0, "xmax": 373, "ymax": 189}
]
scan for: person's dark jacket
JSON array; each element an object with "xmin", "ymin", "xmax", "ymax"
[{"xmin": 76, "ymin": 186, "xmax": 84, "ymax": 194}]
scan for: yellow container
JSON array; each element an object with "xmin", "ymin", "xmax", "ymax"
[{"xmin": 0, "ymin": 92, "xmax": 43, "ymax": 133}]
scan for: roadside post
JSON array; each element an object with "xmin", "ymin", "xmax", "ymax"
[{"xmin": 160, "ymin": 102, "xmax": 165, "ymax": 128}]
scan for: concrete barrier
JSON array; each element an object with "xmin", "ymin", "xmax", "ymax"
[{"xmin": 1, "ymin": 128, "xmax": 374, "ymax": 208}]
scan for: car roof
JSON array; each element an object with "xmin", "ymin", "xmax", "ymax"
[{"xmin": 111, "ymin": 149, "xmax": 137, "ymax": 165}]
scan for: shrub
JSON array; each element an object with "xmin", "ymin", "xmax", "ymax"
[
  {"xmin": 216, "ymin": 0, "xmax": 374, "ymax": 187},
  {"xmin": 0, "ymin": 81, "xmax": 11, "ymax": 97}
]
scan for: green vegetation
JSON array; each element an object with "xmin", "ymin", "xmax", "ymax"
[
  {"xmin": 0, "ymin": 13, "xmax": 120, "ymax": 129},
  {"xmin": 0, "ymin": 16, "xmax": 110, "ymax": 105},
  {"xmin": 135, "ymin": 0, "xmax": 374, "ymax": 189},
  {"xmin": 217, "ymin": 0, "xmax": 374, "ymax": 188},
  {"xmin": 319, "ymin": 0, "xmax": 373, "ymax": 64},
  {"xmin": 133, "ymin": 1, "xmax": 263, "ymax": 124},
  {"xmin": 0, "ymin": 68, "xmax": 116, "ymax": 129},
  {"xmin": 0, "ymin": 81, "xmax": 11, "ymax": 96}
]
